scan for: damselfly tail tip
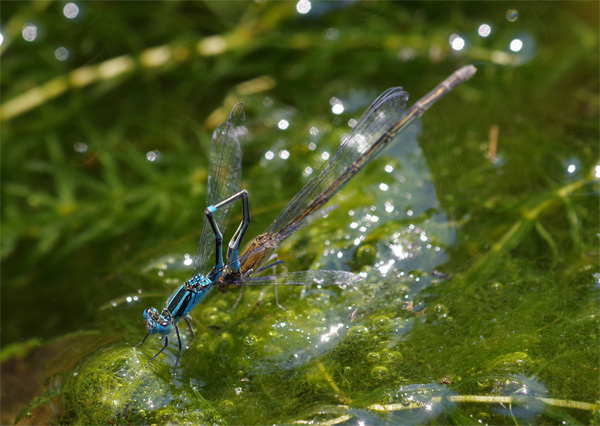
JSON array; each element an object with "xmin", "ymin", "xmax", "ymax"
[{"xmin": 458, "ymin": 64, "xmax": 477, "ymax": 80}]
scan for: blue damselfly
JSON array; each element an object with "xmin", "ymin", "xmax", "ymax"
[{"xmin": 137, "ymin": 65, "xmax": 477, "ymax": 372}]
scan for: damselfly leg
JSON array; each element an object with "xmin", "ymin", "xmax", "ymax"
[
  {"xmin": 230, "ymin": 256, "xmax": 288, "ymax": 310},
  {"xmin": 256, "ymin": 257, "xmax": 287, "ymax": 310},
  {"xmin": 205, "ymin": 189, "xmax": 251, "ymax": 275}
]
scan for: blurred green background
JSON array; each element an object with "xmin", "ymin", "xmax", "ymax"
[{"xmin": 1, "ymin": 1, "xmax": 598, "ymax": 425}]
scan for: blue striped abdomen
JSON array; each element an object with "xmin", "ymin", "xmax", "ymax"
[{"xmin": 167, "ymin": 276, "xmax": 213, "ymax": 321}]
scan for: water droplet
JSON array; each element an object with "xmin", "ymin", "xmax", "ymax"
[
  {"xmin": 296, "ymin": 0, "xmax": 311, "ymax": 14},
  {"xmin": 332, "ymin": 103, "xmax": 344, "ymax": 115},
  {"xmin": 370, "ymin": 366, "xmax": 389, "ymax": 379},
  {"xmin": 324, "ymin": 27, "xmax": 339, "ymax": 41},
  {"xmin": 73, "ymin": 142, "xmax": 87, "ymax": 153},
  {"xmin": 509, "ymin": 38, "xmax": 523, "ymax": 52},
  {"xmin": 449, "ymin": 34, "xmax": 465, "ymax": 51},
  {"xmin": 146, "ymin": 150, "xmax": 160, "ymax": 161},
  {"xmin": 382, "ymin": 350, "xmax": 402, "ymax": 364},
  {"xmin": 367, "ymin": 352, "xmax": 381, "ymax": 362},
  {"xmin": 506, "ymin": 9, "xmax": 518, "ymax": 22},
  {"xmin": 22, "ymin": 24, "xmax": 38, "ymax": 42},
  {"xmin": 63, "ymin": 2, "xmax": 80, "ymax": 19},
  {"xmin": 55, "ymin": 46, "xmax": 69, "ymax": 61},
  {"xmin": 478, "ymin": 23, "xmax": 492, "ymax": 37},
  {"xmin": 244, "ymin": 334, "xmax": 258, "ymax": 346}
]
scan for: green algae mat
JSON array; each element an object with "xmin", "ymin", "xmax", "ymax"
[{"xmin": 2, "ymin": 2, "xmax": 598, "ymax": 425}]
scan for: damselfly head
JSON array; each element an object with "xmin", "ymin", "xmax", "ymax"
[
  {"xmin": 143, "ymin": 307, "xmax": 159, "ymax": 334},
  {"xmin": 143, "ymin": 307, "xmax": 159, "ymax": 321},
  {"xmin": 143, "ymin": 306, "xmax": 172, "ymax": 335}
]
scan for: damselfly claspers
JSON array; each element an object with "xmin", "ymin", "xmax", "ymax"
[{"xmin": 137, "ymin": 65, "xmax": 477, "ymax": 373}]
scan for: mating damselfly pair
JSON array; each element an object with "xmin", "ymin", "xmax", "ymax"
[{"xmin": 136, "ymin": 65, "xmax": 477, "ymax": 373}]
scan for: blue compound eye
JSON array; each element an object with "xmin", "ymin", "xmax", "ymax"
[
  {"xmin": 156, "ymin": 320, "xmax": 171, "ymax": 335},
  {"xmin": 143, "ymin": 307, "xmax": 159, "ymax": 321},
  {"xmin": 146, "ymin": 321, "xmax": 158, "ymax": 334}
]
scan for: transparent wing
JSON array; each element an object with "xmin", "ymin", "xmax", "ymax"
[
  {"xmin": 243, "ymin": 270, "xmax": 364, "ymax": 287},
  {"xmin": 213, "ymin": 67, "xmax": 477, "ymax": 279},
  {"xmin": 267, "ymin": 87, "xmax": 409, "ymax": 237},
  {"xmin": 192, "ymin": 103, "xmax": 245, "ymax": 276},
  {"xmin": 209, "ymin": 89, "xmax": 409, "ymax": 276}
]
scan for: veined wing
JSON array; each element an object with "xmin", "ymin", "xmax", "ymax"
[
  {"xmin": 267, "ymin": 87, "xmax": 409, "ymax": 237},
  {"xmin": 242, "ymin": 270, "xmax": 363, "ymax": 287},
  {"xmin": 192, "ymin": 103, "xmax": 245, "ymax": 277},
  {"xmin": 268, "ymin": 65, "xmax": 476, "ymax": 239},
  {"xmin": 210, "ymin": 89, "xmax": 410, "ymax": 277},
  {"xmin": 213, "ymin": 88, "xmax": 409, "ymax": 273},
  {"xmin": 210, "ymin": 66, "xmax": 477, "ymax": 280}
]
